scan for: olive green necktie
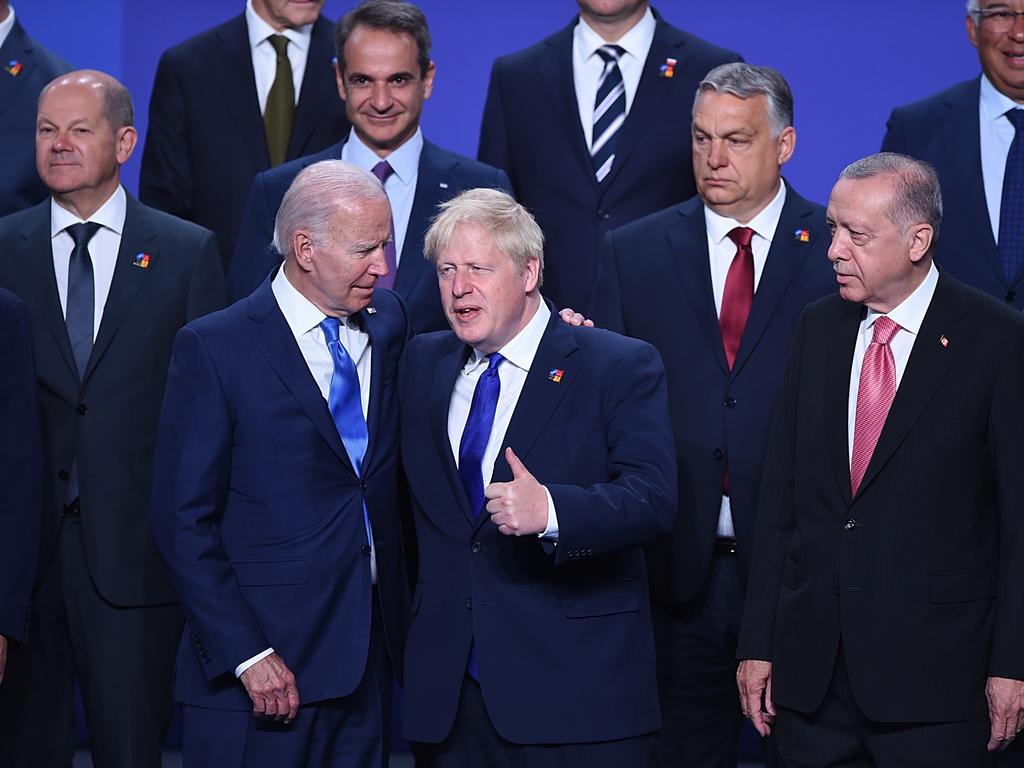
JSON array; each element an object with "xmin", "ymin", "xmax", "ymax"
[{"xmin": 264, "ymin": 34, "xmax": 294, "ymax": 167}]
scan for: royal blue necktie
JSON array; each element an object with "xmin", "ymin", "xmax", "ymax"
[
  {"xmin": 999, "ymin": 108, "xmax": 1024, "ymax": 285},
  {"xmin": 457, "ymin": 352, "xmax": 503, "ymax": 680},
  {"xmin": 321, "ymin": 317, "xmax": 374, "ymax": 566}
]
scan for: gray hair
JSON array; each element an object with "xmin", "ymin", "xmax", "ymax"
[
  {"xmin": 40, "ymin": 70, "xmax": 134, "ymax": 129},
  {"xmin": 694, "ymin": 63, "xmax": 793, "ymax": 136},
  {"xmin": 335, "ymin": 0, "xmax": 432, "ymax": 77},
  {"xmin": 839, "ymin": 152, "xmax": 942, "ymax": 246},
  {"xmin": 967, "ymin": 0, "xmax": 980, "ymax": 14},
  {"xmin": 272, "ymin": 160, "xmax": 386, "ymax": 259},
  {"xmin": 424, "ymin": 188, "xmax": 544, "ymax": 286}
]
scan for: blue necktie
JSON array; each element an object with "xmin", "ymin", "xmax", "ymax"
[
  {"xmin": 999, "ymin": 109, "xmax": 1024, "ymax": 285},
  {"xmin": 591, "ymin": 44, "xmax": 626, "ymax": 183},
  {"xmin": 457, "ymin": 352, "xmax": 503, "ymax": 681},
  {"xmin": 320, "ymin": 317, "xmax": 374, "ymax": 564}
]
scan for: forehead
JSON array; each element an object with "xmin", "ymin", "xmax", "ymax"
[
  {"xmin": 693, "ymin": 90, "xmax": 769, "ymax": 131},
  {"xmin": 344, "ymin": 25, "xmax": 419, "ymax": 70},
  {"xmin": 828, "ymin": 177, "xmax": 894, "ymax": 223},
  {"xmin": 38, "ymin": 82, "xmax": 105, "ymax": 120},
  {"xmin": 438, "ymin": 222, "xmax": 506, "ymax": 262}
]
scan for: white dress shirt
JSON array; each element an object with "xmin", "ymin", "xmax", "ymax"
[
  {"xmin": 245, "ymin": 0, "xmax": 312, "ymax": 113},
  {"xmin": 847, "ymin": 263, "xmax": 939, "ymax": 463},
  {"xmin": 447, "ymin": 300, "xmax": 559, "ymax": 539},
  {"xmin": 703, "ymin": 180, "xmax": 787, "ymax": 538},
  {"xmin": 572, "ymin": 7, "xmax": 656, "ymax": 149},
  {"xmin": 0, "ymin": 5, "xmax": 16, "ymax": 49},
  {"xmin": 341, "ymin": 127, "xmax": 423, "ymax": 268},
  {"xmin": 979, "ymin": 74, "xmax": 1024, "ymax": 244},
  {"xmin": 236, "ymin": 267, "xmax": 376, "ymax": 678},
  {"xmin": 50, "ymin": 186, "xmax": 127, "ymax": 338}
]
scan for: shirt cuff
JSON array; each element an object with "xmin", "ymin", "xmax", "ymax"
[
  {"xmin": 539, "ymin": 486, "xmax": 559, "ymax": 541},
  {"xmin": 235, "ymin": 647, "xmax": 275, "ymax": 678}
]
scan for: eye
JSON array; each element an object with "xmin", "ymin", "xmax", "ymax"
[
  {"xmin": 727, "ymin": 137, "xmax": 749, "ymax": 148},
  {"xmin": 391, "ymin": 74, "xmax": 411, "ymax": 85},
  {"xmin": 693, "ymin": 134, "xmax": 708, "ymax": 145}
]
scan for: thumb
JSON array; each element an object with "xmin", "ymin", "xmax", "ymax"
[{"xmin": 505, "ymin": 447, "xmax": 531, "ymax": 480}]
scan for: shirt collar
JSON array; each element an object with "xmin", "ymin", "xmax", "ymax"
[
  {"xmin": 272, "ymin": 265, "xmax": 331, "ymax": 339},
  {"xmin": 575, "ymin": 6, "xmax": 656, "ymax": 62},
  {"xmin": 864, "ymin": 261, "xmax": 939, "ymax": 338},
  {"xmin": 343, "ymin": 126, "xmax": 423, "ymax": 185},
  {"xmin": 980, "ymin": 72, "xmax": 1021, "ymax": 124},
  {"xmin": 50, "ymin": 186, "xmax": 127, "ymax": 239},
  {"xmin": 468, "ymin": 299, "xmax": 550, "ymax": 373},
  {"xmin": 704, "ymin": 179, "xmax": 787, "ymax": 246},
  {"xmin": 0, "ymin": 5, "xmax": 16, "ymax": 51},
  {"xmin": 245, "ymin": 0, "xmax": 312, "ymax": 53}
]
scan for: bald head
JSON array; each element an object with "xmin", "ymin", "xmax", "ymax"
[{"xmin": 40, "ymin": 70, "xmax": 134, "ymax": 131}]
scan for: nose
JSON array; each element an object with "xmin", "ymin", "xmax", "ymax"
[
  {"xmin": 451, "ymin": 268, "xmax": 471, "ymax": 297},
  {"xmin": 50, "ymin": 130, "xmax": 72, "ymax": 152},
  {"xmin": 369, "ymin": 82, "xmax": 391, "ymax": 112},
  {"xmin": 706, "ymin": 139, "xmax": 727, "ymax": 169},
  {"xmin": 367, "ymin": 242, "xmax": 389, "ymax": 276},
  {"xmin": 827, "ymin": 233, "xmax": 845, "ymax": 262}
]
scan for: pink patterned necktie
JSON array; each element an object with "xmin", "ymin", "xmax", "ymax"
[
  {"xmin": 371, "ymin": 160, "xmax": 397, "ymax": 290},
  {"xmin": 850, "ymin": 315, "xmax": 900, "ymax": 496}
]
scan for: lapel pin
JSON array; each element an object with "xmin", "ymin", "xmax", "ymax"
[
  {"xmin": 940, "ymin": 335, "xmax": 948, "ymax": 348},
  {"xmin": 793, "ymin": 228, "xmax": 810, "ymax": 243},
  {"xmin": 133, "ymin": 252, "xmax": 151, "ymax": 269},
  {"xmin": 5, "ymin": 60, "xmax": 22, "ymax": 77},
  {"xmin": 439, "ymin": 182, "xmax": 449, "ymax": 189},
  {"xmin": 547, "ymin": 368, "xmax": 564, "ymax": 383},
  {"xmin": 659, "ymin": 57, "xmax": 677, "ymax": 78},
  {"xmin": 366, "ymin": 306, "xmax": 377, "ymax": 314}
]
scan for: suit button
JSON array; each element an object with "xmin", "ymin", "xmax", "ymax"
[
  {"xmin": 833, "ymin": 585, "xmax": 841, "ymax": 595},
  {"xmin": 843, "ymin": 519, "xmax": 857, "ymax": 530},
  {"xmin": 76, "ymin": 403, "xmax": 87, "ymax": 415},
  {"xmin": 361, "ymin": 544, "xmax": 372, "ymax": 557},
  {"xmin": 724, "ymin": 397, "xmax": 737, "ymax": 409},
  {"xmin": 597, "ymin": 209, "xmax": 611, "ymax": 220},
  {"xmin": 1007, "ymin": 290, "xmax": 1016, "ymax": 303},
  {"xmin": 58, "ymin": 470, "xmax": 69, "ymax": 481},
  {"xmin": 713, "ymin": 448, "xmax": 725, "ymax": 461},
  {"xmin": 360, "ymin": 481, "xmax": 367, "ymax": 492},
  {"xmin": 471, "ymin": 541, "xmax": 482, "ymax": 554},
  {"xmin": 465, "ymin": 599, "xmax": 472, "ymax": 610}
]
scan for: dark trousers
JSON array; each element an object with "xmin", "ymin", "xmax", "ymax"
[
  {"xmin": 0, "ymin": 513, "xmax": 182, "ymax": 768},
  {"xmin": 412, "ymin": 675, "xmax": 657, "ymax": 768},
  {"xmin": 774, "ymin": 645, "xmax": 998, "ymax": 768},
  {"xmin": 182, "ymin": 591, "xmax": 393, "ymax": 768},
  {"xmin": 653, "ymin": 544, "xmax": 775, "ymax": 767}
]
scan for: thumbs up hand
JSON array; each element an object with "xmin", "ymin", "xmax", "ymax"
[{"xmin": 485, "ymin": 447, "xmax": 549, "ymax": 536}]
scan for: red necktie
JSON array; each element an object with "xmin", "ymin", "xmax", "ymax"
[
  {"xmin": 371, "ymin": 161, "xmax": 397, "ymax": 290},
  {"xmin": 850, "ymin": 316, "xmax": 900, "ymax": 496},
  {"xmin": 720, "ymin": 227, "xmax": 755, "ymax": 369},
  {"xmin": 718, "ymin": 227, "xmax": 755, "ymax": 495}
]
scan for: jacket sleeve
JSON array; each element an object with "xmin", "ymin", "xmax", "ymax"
[{"xmin": 140, "ymin": 50, "xmax": 193, "ymax": 219}]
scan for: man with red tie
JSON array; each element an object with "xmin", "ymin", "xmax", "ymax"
[
  {"xmin": 590, "ymin": 63, "xmax": 834, "ymax": 766},
  {"xmin": 737, "ymin": 153, "xmax": 1024, "ymax": 766}
]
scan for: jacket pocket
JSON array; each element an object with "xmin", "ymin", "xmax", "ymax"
[
  {"xmin": 232, "ymin": 559, "xmax": 308, "ymax": 586},
  {"xmin": 928, "ymin": 568, "xmax": 995, "ymax": 604},
  {"xmin": 564, "ymin": 584, "xmax": 640, "ymax": 618}
]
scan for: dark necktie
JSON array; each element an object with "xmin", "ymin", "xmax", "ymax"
[
  {"xmin": 999, "ymin": 109, "xmax": 1024, "ymax": 285},
  {"xmin": 371, "ymin": 160, "xmax": 397, "ymax": 290},
  {"xmin": 320, "ymin": 317, "xmax": 375, "ymax": 568},
  {"xmin": 264, "ymin": 35, "xmax": 294, "ymax": 168},
  {"xmin": 850, "ymin": 316, "xmax": 900, "ymax": 496},
  {"xmin": 591, "ymin": 44, "xmax": 626, "ymax": 183},
  {"xmin": 457, "ymin": 352, "xmax": 504, "ymax": 680},
  {"xmin": 66, "ymin": 222, "xmax": 101, "ymax": 378}
]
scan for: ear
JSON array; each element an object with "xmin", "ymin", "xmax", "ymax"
[
  {"xmin": 422, "ymin": 61, "xmax": 436, "ymax": 100},
  {"xmin": 292, "ymin": 231, "xmax": 316, "ymax": 273},
  {"xmin": 776, "ymin": 125, "xmax": 796, "ymax": 166},
  {"xmin": 523, "ymin": 255, "xmax": 540, "ymax": 294},
  {"xmin": 335, "ymin": 63, "xmax": 347, "ymax": 103},
  {"xmin": 115, "ymin": 126, "xmax": 138, "ymax": 165},
  {"xmin": 907, "ymin": 223, "xmax": 934, "ymax": 264},
  {"xmin": 967, "ymin": 13, "xmax": 980, "ymax": 50}
]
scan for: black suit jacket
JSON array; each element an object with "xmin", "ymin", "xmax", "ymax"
[
  {"xmin": 0, "ymin": 20, "xmax": 70, "ymax": 217},
  {"xmin": 140, "ymin": 14, "xmax": 349, "ymax": 268},
  {"xmin": 228, "ymin": 138, "xmax": 511, "ymax": 333},
  {"xmin": 478, "ymin": 10, "xmax": 740, "ymax": 311},
  {"xmin": 0, "ymin": 288, "xmax": 41, "ymax": 643},
  {"xmin": 737, "ymin": 274, "xmax": 1024, "ymax": 723},
  {"xmin": 0, "ymin": 195, "xmax": 226, "ymax": 607},
  {"xmin": 590, "ymin": 183, "xmax": 836, "ymax": 603},
  {"xmin": 882, "ymin": 77, "xmax": 1023, "ymax": 309}
]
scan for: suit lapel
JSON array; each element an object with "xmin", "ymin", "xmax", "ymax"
[
  {"xmin": 730, "ymin": 186, "xmax": 821, "ymax": 378},
  {"xmin": 666, "ymin": 200, "xmax": 729, "ymax": 374},
  {"xmin": 359, "ymin": 305, "xmax": 384, "ymax": 472},
  {"xmin": 214, "ymin": 16, "xmax": 269, "ymax": 169},
  {"xmin": 427, "ymin": 342, "xmax": 475, "ymax": 525},
  {"xmin": 287, "ymin": 17, "xmax": 336, "ymax": 159},
  {"xmin": 0, "ymin": 21, "xmax": 35, "ymax": 119},
  {"xmin": 396, "ymin": 141, "xmax": 450, "ymax": 298},
  {"xmin": 854, "ymin": 275, "xmax": 966, "ymax": 499},
  {"xmin": 825, "ymin": 300, "xmax": 862, "ymax": 508},
  {"xmin": 84, "ymin": 196, "xmax": 154, "ymax": 383}
]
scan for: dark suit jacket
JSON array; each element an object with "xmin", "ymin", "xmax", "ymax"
[
  {"xmin": 140, "ymin": 14, "xmax": 349, "ymax": 268},
  {"xmin": 0, "ymin": 194, "xmax": 226, "ymax": 607},
  {"xmin": 882, "ymin": 77, "xmax": 1024, "ymax": 309},
  {"xmin": 478, "ymin": 10, "xmax": 740, "ymax": 311},
  {"xmin": 0, "ymin": 288, "xmax": 41, "ymax": 643},
  {"xmin": 0, "ymin": 20, "xmax": 70, "ymax": 217},
  {"xmin": 590, "ymin": 184, "xmax": 835, "ymax": 603},
  {"xmin": 228, "ymin": 138, "xmax": 512, "ymax": 333},
  {"xmin": 737, "ymin": 274, "xmax": 1024, "ymax": 723},
  {"xmin": 399, "ymin": 308, "xmax": 677, "ymax": 744},
  {"xmin": 151, "ymin": 280, "xmax": 410, "ymax": 711}
]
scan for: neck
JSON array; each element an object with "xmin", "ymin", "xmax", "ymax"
[
  {"xmin": 580, "ymin": 4, "xmax": 647, "ymax": 42},
  {"xmin": 53, "ymin": 183, "xmax": 118, "ymax": 221},
  {"xmin": 867, "ymin": 261, "xmax": 932, "ymax": 314}
]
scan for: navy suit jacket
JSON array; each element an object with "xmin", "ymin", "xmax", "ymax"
[
  {"xmin": 151, "ymin": 280, "xmax": 410, "ymax": 711},
  {"xmin": 590, "ymin": 184, "xmax": 835, "ymax": 603},
  {"xmin": 228, "ymin": 138, "xmax": 512, "ymax": 333},
  {"xmin": 0, "ymin": 195, "xmax": 225, "ymax": 607},
  {"xmin": 478, "ymin": 10, "xmax": 740, "ymax": 312},
  {"xmin": 738, "ymin": 275, "xmax": 1024, "ymax": 722},
  {"xmin": 0, "ymin": 288, "xmax": 41, "ymax": 643},
  {"xmin": 882, "ymin": 77, "xmax": 1023, "ymax": 309},
  {"xmin": 140, "ymin": 14, "xmax": 349, "ymax": 268},
  {"xmin": 399, "ymin": 307, "xmax": 677, "ymax": 744},
  {"xmin": 0, "ymin": 20, "xmax": 70, "ymax": 216}
]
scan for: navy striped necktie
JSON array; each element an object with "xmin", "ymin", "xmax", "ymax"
[{"xmin": 591, "ymin": 44, "xmax": 626, "ymax": 183}]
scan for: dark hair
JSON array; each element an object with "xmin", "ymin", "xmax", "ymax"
[{"xmin": 334, "ymin": 0, "xmax": 431, "ymax": 77}]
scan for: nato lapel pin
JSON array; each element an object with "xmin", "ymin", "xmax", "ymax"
[
  {"xmin": 659, "ymin": 57, "xmax": 677, "ymax": 78},
  {"xmin": 548, "ymin": 368, "xmax": 564, "ymax": 383},
  {"xmin": 366, "ymin": 306, "xmax": 377, "ymax": 314},
  {"xmin": 133, "ymin": 252, "xmax": 151, "ymax": 269},
  {"xmin": 794, "ymin": 227, "xmax": 811, "ymax": 243},
  {"xmin": 5, "ymin": 60, "xmax": 22, "ymax": 77}
]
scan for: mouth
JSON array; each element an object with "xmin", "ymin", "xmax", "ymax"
[{"xmin": 451, "ymin": 306, "xmax": 481, "ymax": 321}]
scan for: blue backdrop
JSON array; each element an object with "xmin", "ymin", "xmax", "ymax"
[{"xmin": 17, "ymin": 1, "xmax": 978, "ymax": 207}]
